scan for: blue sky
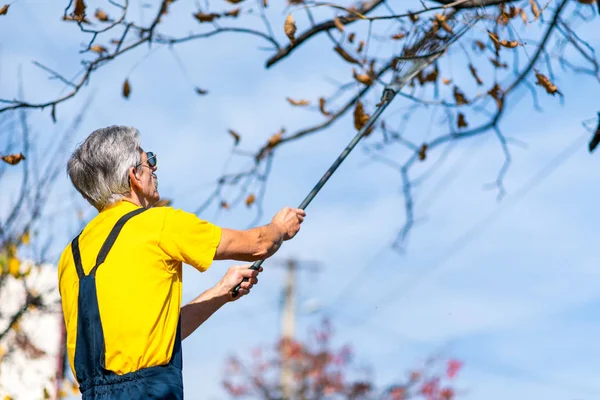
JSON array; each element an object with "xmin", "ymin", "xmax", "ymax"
[{"xmin": 1, "ymin": 1, "xmax": 600, "ymax": 399}]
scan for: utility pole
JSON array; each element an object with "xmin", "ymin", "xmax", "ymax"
[
  {"xmin": 280, "ymin": 258, "xmax": 296, "ymax": 400},
  {"xmin": 275, "ymin": 257, "xmax": 320, "ymax": 399}
]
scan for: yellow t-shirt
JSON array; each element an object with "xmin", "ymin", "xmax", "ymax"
[{"xmin": 58, "ymin": 200, "xmax": 222, "ymax": 377}]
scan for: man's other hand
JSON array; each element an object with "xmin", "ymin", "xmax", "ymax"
[{"xmin": 218, "ymin": 265, "xmax": 262, "ymax": 301}]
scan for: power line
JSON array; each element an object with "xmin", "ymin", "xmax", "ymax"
[
  {"xmin": 323, "ymin": 135, "xmax": 485, "ymax": 316},
  {"xmin": 359, "ymin": 132, "xmax": 588, "ymax": 319}
]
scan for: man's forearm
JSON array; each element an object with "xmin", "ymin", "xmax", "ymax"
[
  {"xmin": 250, "ymin": 223, "xmax": 284, "ymax": 260},
  {"xmin": 180, "ymin": 286, "xmax": 229, "ymax": 340},
  {"xmin": 215, "ymin": 207, "xmax": 303, "ymax": 262}
]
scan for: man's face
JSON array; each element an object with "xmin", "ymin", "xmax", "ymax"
[{"xmin": 136, "ymin": 151, "xmax": 160, "ymax": 205}]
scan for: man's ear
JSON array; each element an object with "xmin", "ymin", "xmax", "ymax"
[{"xmin": 128, "ymin": 167, "xmax": 142, "ymax": 190}]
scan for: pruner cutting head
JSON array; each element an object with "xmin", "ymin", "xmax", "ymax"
[{"xmin": 386, "ymin": 16, "xmax": 478, "ymax": 93}]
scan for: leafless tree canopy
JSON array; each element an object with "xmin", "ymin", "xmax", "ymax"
[
  {"xmin": 0, "ymin": 104, "xmax": 86, "ymax": 380},
  {"xmin": 1, "ymin": 0, "xmax": 598, "ymax": 247}
]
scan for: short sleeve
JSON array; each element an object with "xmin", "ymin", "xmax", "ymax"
[{"xmin": 158, "ymin": 208, "xmax": 222, "ymax": 272}]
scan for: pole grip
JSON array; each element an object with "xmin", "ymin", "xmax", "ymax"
[{"xmin": 231, "ymin": 259, "xmax": 265, "ymax": 298}]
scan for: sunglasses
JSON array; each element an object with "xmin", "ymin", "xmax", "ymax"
[{"xmin": 135, "ymin": 151, "xmax": 157, "ymax": 169}]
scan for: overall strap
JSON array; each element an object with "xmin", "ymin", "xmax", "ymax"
[
  {"xmin": 89, "ymin": 207, "xmax": 147, "ymax": 277},
  {"xmin": 71, "ymin": 235, "xmax": 85, "ymax": 279}
]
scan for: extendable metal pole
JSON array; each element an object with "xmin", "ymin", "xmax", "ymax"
[{"xmin": 231, "ymin": 52, "xmax": 444, "ymax": 297}]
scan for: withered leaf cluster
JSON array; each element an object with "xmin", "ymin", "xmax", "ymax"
[
  {"xmin": 319, "ymin": 97, "xmax": 331, "ymax": 117},
  {"xmin": 334, "ymin": 46, "xmax": 360, "ymax": 65},
  {"xmin": 354, "ymin": 100, "xmax": 373, "ymax": 135},
  {"xmin": 284, "ymin": 14, "xmax": 297, "ymax": 43},
  {"xmin": 457, "ymin": 113, "xmax": 468, "ymax": 128},
  {"xmin": 95, "ymin": 9, "xmax": 109, "ymax": 22},
  {"xmin": 267, "ymin": 129, "xmax": 284, "ymax": 148},
  {"xmin": 123, "ymin": 79, "xmax": 131, "ymax": 98},
  {"xmin": 453, "ymin": 86, "xmax": 469, "ymax": 105},
  {"xmin": 418, "ymin": 144, "xmax": 428, "ymax": 161},
  {"xmin": 1, "ymin": 153, "xmax": 26, "ymax": 165},
  {"xmin": 287, "ymin": 98, "xmax": 310, "ymax": 106},
  {"xmin": 488, "ymin": 83, "xmax": 504, "ymax": 109},
  {"xmin": 535, "ymin": 72, "xmax": 561, "ymax": 96}
]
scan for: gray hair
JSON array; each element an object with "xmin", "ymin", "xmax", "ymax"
[{"xmin": 67, "ymin": 125, "xmax": 142, "ymax": 211}]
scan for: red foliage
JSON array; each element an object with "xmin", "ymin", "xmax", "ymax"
[
  {"xmin": 222, "ymin": 318, "xmax": 463, "ymax": 400},
  {"xmin": 446, "ymin": 359, "xmax": 463, "ymax": 379}
]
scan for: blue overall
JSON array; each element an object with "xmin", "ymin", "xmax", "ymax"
[{"xmin": 70, "ymin": 208, "xmax": 184, "ymax": 399}]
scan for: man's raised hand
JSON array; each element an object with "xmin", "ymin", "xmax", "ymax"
[{"xmin": 271, "ymin": 207, "xmax": 306, "ymax": 241}]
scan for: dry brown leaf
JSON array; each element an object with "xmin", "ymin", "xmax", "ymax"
[
  {"xmin": 225, "ymin": 0, "xmax": 244, "ymax": 3},
  {"xmin": 245, "ymin": 194, "xmax": 256, "ymax": 207},
  {"xmin": 74, "ymin": 0, "xmax": 86, "ymax": 21},
  {"xmin": 457, "ymin": 113, "xmax": 468, "ymax": 128},
  {"xmin": 228, "ymin": 129, "xmax": 241, "ymax": 145},
  {"xmin": 469, "ymin": 64, "xmax": 483, "ymax": 86},
  {"xmin": 353, "ymin": 100, "xmax": 371, "ymax": 135},
  {"xmin": 319, "ymin": 97, "xmax": 330, "ymax": 116},
  {"xmin": 453, "ymin": 86, "xmax": 469, "ymax": 105},
  {"xmin": 418, "ymin": 144, "xmax": 428, "ymax": 161},
  {"xmin": 489, "ymin": 57, "xmax": 508, "ymax": 69},
  {"xmin": 487, "ymin": 31, "xmax": 519, "ymax": 49},
  {"xmin": 286, "ymin": 97, "xmax": 310, "ymax": 106},
  {"xmin": 435, "ymin": 13, "xmax": 453, "ymax": 34},
  {"xmin": 425, "ymin": 67, "xmax": 438, "ymax": 83},
  {"xmin": 334, "ymin": 46, "xmax": 360, "ymax": 64},
  {"xmin": 334, "ymin": 16, "xmax": 344, "ymax": 32},
  {"xmin": 123, "ymin": 79, "xmax": 131, "ymax": 98},
  {"xmin": 263, "ymin": 0, "xmax": 268, "ymax": 7},
  {"xmin": 488, "ymin": 83, "xmax": 504, "ymax": 109},
  {"xmin": 535, "ymin": 72, "xmax": 561, "ymax": 96},
  {"xmin": 487, "ymin": 31, "xmax": 501, "ymax": 52},
  {"xmin": 90, "ymin": 45, "xmax": 108, "ymax": 54},
  {"xmin": 529, "ymin": 0, "xmax": 540, "ymax": 19},
  {"xmin": 225, "ymin": 8, "xmax": 240, "ymax": 17},
  {"xmin": 356, "ymin": 40, "xmax": 365, "ymax": 53},
  {"xmin": 0, "ymin": 4, "xmax": 9, "ymax": 15},
  {"xmin": 474, "ymin": 40, "xmax": 486, "ymax": 51},
  {"xmin": 409, "ymin": 12, "xmax": 418, "ymax": 23},
  {"xmin": 95, "ymin": 8, "xmax": 109, "ymax": 22},
  {"xmin": 348, "ymin": 32, "xmax": 355, "ymax": 43},
  {"xmin": 498, "ymin": 5, "xmax": 520, "ymax": 25},
  {"xmin": 62, "ymin": 15, "xmax": 91, "ymax": 23},
  {"xmin": 442, "ymin": 78, "xmax": 452, "ymax": 85},
  {"xmin": 391, "ymin": 32, "xmax": 406, "ymax": 40},
  {"xmin": 431, "ymin": 20, "xmax": 439, "ymax": 35},
  {"xmin": 502, "ymin": 40, "xmax": 519, "ymax": 48},
  {"xmin": 220, "ymin": 201, "xmax": 230, "ymax": 209},
  {"xmin": 352, "ymin": 69, "xmax": 373, "ymax": 85},
  {"xmin": 153, "ymin": 199, "xmax": 172, "ymax": 207},
  {"xmin": 1, "ymin": 153, "xmax": 25, "ymax": 165},
  {"xmin": 194, "ymin": 12, "xmax": 220, "ymax": 22},
  {"xmin": 267, "ymin": 130, "xmax": 284, "ymax": 148},
  {"xmin": 368, "ymin": 60, "xmax": 376, "ymax": 76},
  {"xmin": 417, "ymin": 67, "xmax": 438, "ymax": 85},
  {"xmin": 284, "ymin": 14, "xmax": 296, "ymax": 43},
  {"xmin": 195, "ymin": 87, "xmax": 209, "ymax": 95},
  {"xmin": 111, "ymin": 39, "xmax": 121, "ymax": 46},
  {"xmin": 520, "ymin": 8, "xmax": 528, "ymax": 23}
]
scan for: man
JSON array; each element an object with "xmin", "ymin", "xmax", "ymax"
[{"xmin": 58, "ymin": 126, "xmax": 306, "ymax": 399}]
